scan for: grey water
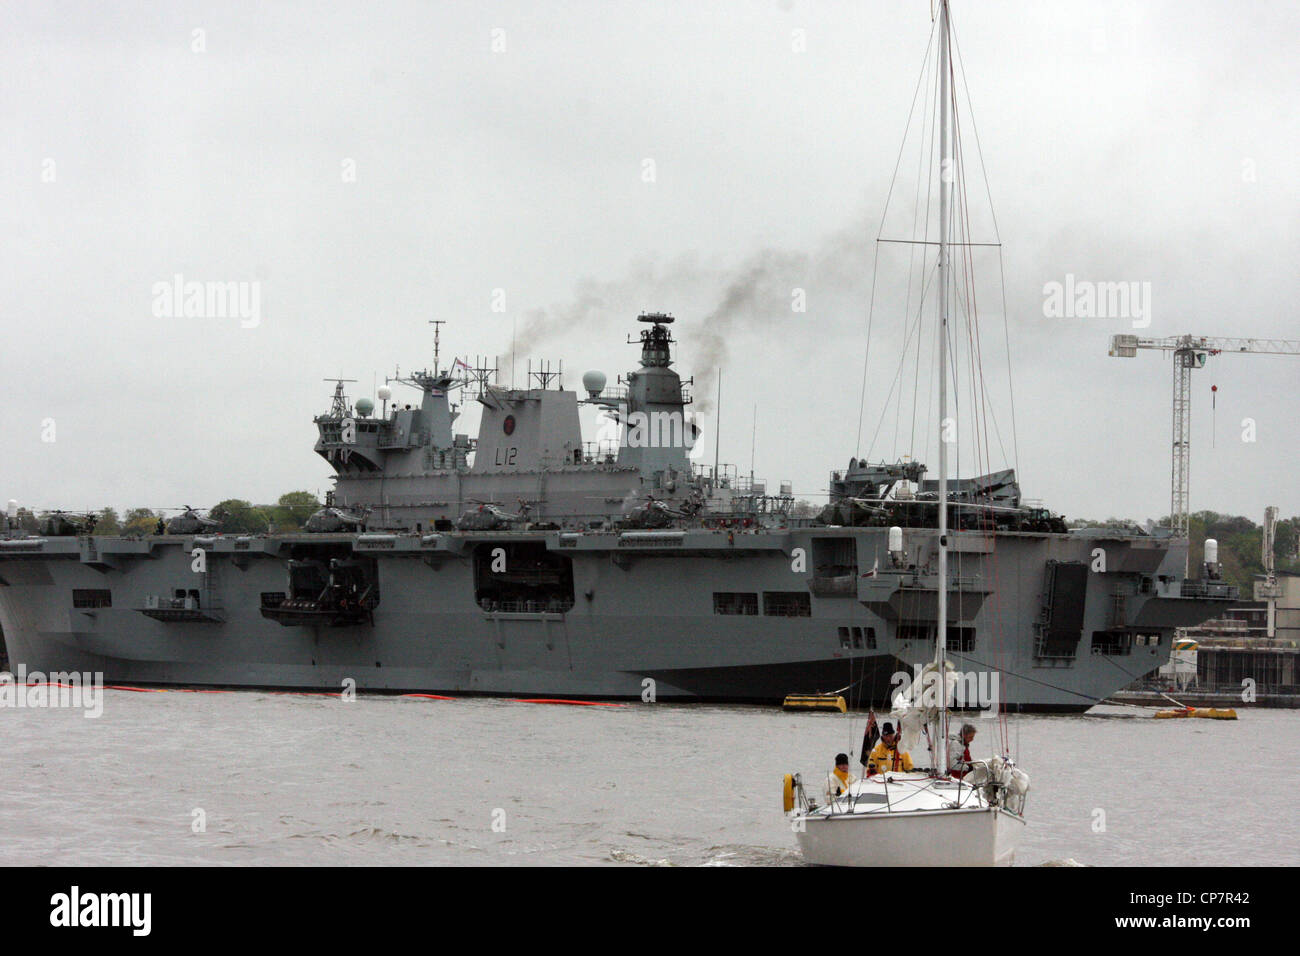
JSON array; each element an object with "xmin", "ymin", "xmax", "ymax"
[{"xmin": 2, "ymin": 690, "xmax": 1294, "ymax": 866}]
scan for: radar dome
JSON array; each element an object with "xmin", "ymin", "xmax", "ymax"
[
  {"xmin": 582, "ymin": 370, "xmax": 607, "ymax": 398},
  {"xmin": 355, "ymin": 397, "xmax": 375, "ymax": 417},
  {"xmin": 377, "ymin": 385, "xmax": 393, "ymax": 402}
]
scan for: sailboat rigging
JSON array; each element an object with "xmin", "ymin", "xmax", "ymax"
[{"xmin": 785, "ymin": 0, "xmax": 1030, "ymax": 867}]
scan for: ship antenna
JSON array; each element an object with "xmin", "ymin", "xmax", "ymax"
[
  {"xmin": 713, "ymin": 368, "xmax": 722, "ymax": 487},
  {"xmin": 750, "ymin": 402, "xmax": 757, "ymax": 486},
  {"xmin": 429, "ymin": 319, "xmax": 445, "ymax": 374},
  {"xmin": 323, "ymin": 377, "xmax": 358, "ymax": 417}
]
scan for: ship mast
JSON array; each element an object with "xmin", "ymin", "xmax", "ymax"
[
  {"xmin": 935, "ymin": 0, "xmax": 952, "ymax": 757},
  {"xmin": 429, "ymin": 319, "xmax": 445, "ymax": 374}
]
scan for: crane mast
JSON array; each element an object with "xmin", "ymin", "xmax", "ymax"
[{"xmin": 1109, "ymin": 333, "xmax": 1300, "ymax": 535}]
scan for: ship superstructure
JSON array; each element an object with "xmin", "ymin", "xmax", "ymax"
[{"xmin": 315, "ymin": 314, "xmax": 726, "ymax": 533}]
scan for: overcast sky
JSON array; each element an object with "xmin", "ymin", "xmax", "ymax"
[{"xmin": 3, "ymin": 0, "xmax": 1297, "ymax": 524}]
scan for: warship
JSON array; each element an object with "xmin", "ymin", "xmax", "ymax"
[{"xmin": 0, "ymin": 313, "xmax": 1237, "ymax": 709}]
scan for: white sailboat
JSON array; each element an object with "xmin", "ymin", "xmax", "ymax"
[
  {"xmin": 785, "ymin": 0, "xmax": 1030, "ymax": 867},
  {"xmin": 787, "ymin": 661, "xmax": 1029, "ymax": 867},
  {"xmin": 789, "ymin": 770, "xmax": 1026, "ymax": 868}
]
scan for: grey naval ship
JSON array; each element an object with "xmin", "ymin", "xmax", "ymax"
[{"xmin": 0, "ymin": 314, "xmax": 1237, "ymax": 710}]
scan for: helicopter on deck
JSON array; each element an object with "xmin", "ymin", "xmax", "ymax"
[
  {"xmin": 456, "ymin": 499, "xmax": 531, "ymax": 531},
  {"xmin": 37, "ymin": 511, "xmax": 99, "ymax": 537},
  {"xmin": 165, "ymin": 506, "xmax": 222, "ymax": 535}
]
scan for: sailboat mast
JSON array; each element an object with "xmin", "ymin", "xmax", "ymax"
[{"xmin": 936, "ymin": 0, "xmax": 952, "ymax": 757}]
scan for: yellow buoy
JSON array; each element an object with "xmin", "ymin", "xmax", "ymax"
[
  {"xmin": 782, "ymin": 694, "xmax": 847, "ymax": 713},
  {"xmin": 1153, "ymin": 707, "xmax": 1238, "ymax": 720},
  {"xmin": 782, "ymin": 774, "xmax": 796, "ymax": 812}
]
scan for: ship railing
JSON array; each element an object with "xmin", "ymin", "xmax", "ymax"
[
  {"xmin": 695, "ymin": 463, "xmax": 744, "ymax": 487},
  {"xmin": 545, "ymin": 512, "xmax": 807, "ymax": 532},
  {"xmin": 144, "ymin": 595, "xmax": 202, "ymax": 611},
  {"xmin": 784, "ymin": 516, "xmax": 822, "ymax": 528},
  {"xmin": 1180, "ymin": 580, "xmax": 1240, "ymax": 600},
  {"xmin": 478, "ymin": 598, "xmax": 574, "ymax": 614},
  {"xmin": 1197, "ymin": 617, "xmax": 1251, "ymax": 631},
  {"xmin": 582, "ymin": 440, "xmax": 622, "ymax": 465},
  {"xmin": 588, "ymin": 382, "xmax": 695, "ymax": 405},
  {"xmin": 712, "ymin": 604, "xmax": 759, "ymax": 616},
  {"xmin": 763, "ymin": 603, "xmax": 813, "ymax": 618},
  {"xmin": 589, "ymin": 385, "xmax": 630, "ymax": 403},
  {"xmin": 1032, "ymin": 637, "xmax": 1078, "ymax": 662},
  {"xmin": 894, "ymin": 573, "xmax": 984, "ymax": 591}
]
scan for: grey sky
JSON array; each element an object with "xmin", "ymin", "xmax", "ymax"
[{"xmin": 3, "ymin": 0, "xmax": 1297, "ymax": 524}]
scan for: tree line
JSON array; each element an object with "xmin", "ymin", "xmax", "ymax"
[
  {"xmin": 11, "ymin": 492, "xmax": 321, "ymax": 536},
  {"xmin": 1070, "ymin": 510, "xmax": 1300, "ymax": 594}
]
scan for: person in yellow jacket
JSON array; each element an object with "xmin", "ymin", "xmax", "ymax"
[
  {"xmin": 866, "ymin": 722, "xmax": 913, "ymax": 775},
  {"xmin": 823, "ymin": 752, "xmax": 857, "ymax": 802}
]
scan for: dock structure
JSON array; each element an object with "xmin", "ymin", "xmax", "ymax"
[{"xmin": 1120, "ymin": 595, "xmax": 1300, "ymax": 707}]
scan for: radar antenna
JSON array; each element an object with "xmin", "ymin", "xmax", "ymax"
[
  {"xmin": 527, "ymin": 359, "xmax": 563, "ymax": 390},
  {"xmin": 323, "ymin": 378, "xmax": 358, "ymax": 417},
  {"xmin": 631, "ymin": 312, "xmax": 675, "ymax": 368},
  {"xmin": 459, "ymin": 356, "xmax": 499, "ymax": 398}
]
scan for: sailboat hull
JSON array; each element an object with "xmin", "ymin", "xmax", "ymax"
[{"xmin": 794, "ymin": 805, "xmax": 1024, "ymax": 867}]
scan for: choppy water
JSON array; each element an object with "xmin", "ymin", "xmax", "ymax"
[{"xmin": 1, "ymin": 689, "xmax": 1295, "ymax": 866}]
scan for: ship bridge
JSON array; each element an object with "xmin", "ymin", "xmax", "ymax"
[
  {"xmin": 581, "ymin": 312, "xmax": 700, "ymax": 480},
  {"xmin": 314, "ymin": 373, "xmax": 469, "ymax": 479}
]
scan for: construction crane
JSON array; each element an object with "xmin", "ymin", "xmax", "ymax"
[
  {"xmin": 1257, "ymin": 505, "xmax": 1281, "ymax": 639},
  {"xmin": 1108, "ymin": 334, "xmax": 1300, "ymax": 535}
]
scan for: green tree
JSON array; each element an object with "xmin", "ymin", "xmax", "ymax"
[
  {"xmin": 122, "ymin": 508, "xmax": 158, "ymax": 536},
  {"xmin": 1273, "ymin": 516, "xmax": 1300, "ymax": 571},
  {"xmin": 1068, "ymin": 516, "xmax": 1141, "ymax": 530},
  {"xmin": 212, "ymin": 499, "xmax": 272, "ymax": 534},
  {"xmin": 270, "ymin": 491, "xmax": 320, "ymax": 531},
  {"xmin": 1188, "ymin": 511, "xmax": 1266, "ymax": 593},
  {"xmin": 95, "ymin": 507, "xmax": 121, "ymax": 535}
]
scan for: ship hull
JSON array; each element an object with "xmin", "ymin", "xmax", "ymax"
[
  {"xmin": 795, "ymin": 805, "xmax": 1024, "ymax": 867},
  {"xmin": 0, "ymin": 526, "xmax": 1235, "ymax": 710}
]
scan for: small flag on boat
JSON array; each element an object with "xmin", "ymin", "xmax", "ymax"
[
  {"xmin": 863, "ymin": 556, "xmax": 879, "ymax": 578},
  {"xmin": 859, "ymin": 711, "xmax": 879, "ymax": 766}
]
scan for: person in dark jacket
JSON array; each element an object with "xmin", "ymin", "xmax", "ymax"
[{"xmin": 866, "ymin": 722, "xmax": 913, "ymax": 775}]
